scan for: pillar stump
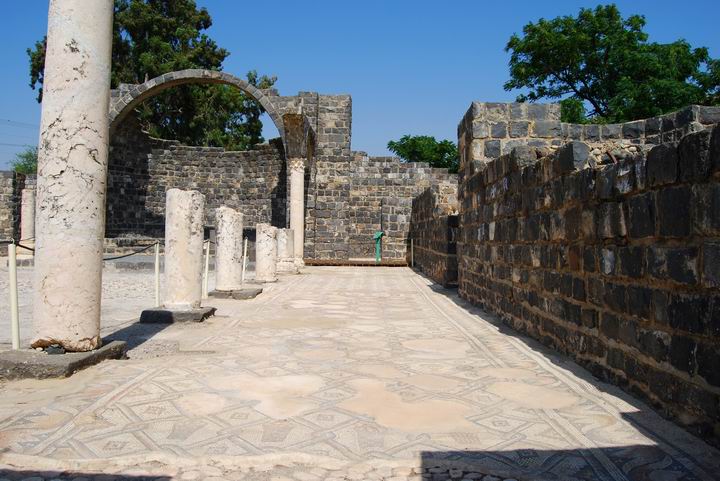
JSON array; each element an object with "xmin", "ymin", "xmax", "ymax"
[
  {"xmin": 255, "ymin": 223, "xmax": 278, "ymax": 283},
  {"xmin": 140, "ymin": 189, "xmax": 214, "ymax": 323},
  {"xmin": 209, "ymin": 207, "xmax": 262, "ymax": 300},
  {"xmin": 277, "ymin": 228, "xmax": 298, "ymax": 274},
  {"xmin": 31, "ymin": 0, "xmax": 115, "ymax": 352},
  {"xmin": 18, "ymin": 188, "xmax": 36, "ymax": 256}
]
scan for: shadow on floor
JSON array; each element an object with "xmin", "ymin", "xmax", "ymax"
[
  {"xmin": 420, "ymin": 446, "xmax": 720, "ymax": 481},
  {"xmin": 103, "ymin": 318, "xmax": 171, "ymax": 352},
  {"xmin": 409, "ymin": 269, "xmax": 720, "ymax": 478},
  {"xmin": 0, "ymin": 469, "xmax": 170, "ymax": 481}
]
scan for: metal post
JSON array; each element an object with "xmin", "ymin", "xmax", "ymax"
[
  {"xmin": 154, "ymin": 242, "xmax": 160, "ymax": 307},
  {"xmin": 9, "ymin": 243, "xmax": 20, "ymax": 350},
  {"xmin": 240, "ymin": 237, "xmax": 248, "ymax": 286},
  {"xmin": 411, "ymin": 238, "xmax": 414, "ymax": 267},
  {"xmin": 202, "ymin": 240, "xmax": 210, "ymax": 298}
]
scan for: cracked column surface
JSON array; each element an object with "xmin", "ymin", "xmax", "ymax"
[
  {"xmin": 20, "ymin": 189, "xmax": 35, "ymax": 242},
  {"xmin": 31, "ymin": 0, "xmax": 114, "ymax": 352},
  {"xmin": 255, "ymin": 223, "xmax": 278, "ymax": 283},
  {"xmin": 289, "ymin": 158, "xmax": 305, "ymax": 263},
  {"xmin": 214, "ymin": 206, "xmax": 244, "ymax": 291},
  {"xmin": 276, "ymin": 228, "xmax": 296, "ymax": 273},
  {"xmin": 164, "ymin": 189, "xmax": 205, "ymax": 310}
]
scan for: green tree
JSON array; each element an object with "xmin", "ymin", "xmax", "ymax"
[
  {"xmin": 504, "ymin": 4, "xmax": 720, "ymax": 123},
  {"xmin": 27, "ymin": 0, "xmax": 276, "ymax": 150},
  {"xmin": 11, "ymin": 146, "xmax": 38, "ymax": 175},
  {"xmin": 387, "ymin": 135, "xmax": 459, "ymax": 173}
]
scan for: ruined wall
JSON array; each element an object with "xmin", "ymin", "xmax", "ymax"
[
  {"xmin": 0, "ymin": 172, "xmax": 15, "ymax": 241},
  {"xmin": 107, "ymin": 118, "xmax": 286, "ymax": 238},
  {"xmin": 458, "ymin": 103, "xmax": 720, "ymax": 180},
  {"xmin": 409, "ymin": 182, "xmax": 459, "ymax": 286},
  {"xmin": 457, "ymin": 124, "xmax": 720, "ymax": 442}
]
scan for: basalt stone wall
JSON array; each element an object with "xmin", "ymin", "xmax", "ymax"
[
  {"xmin": 458, "ymin": 103, "xmax": 720, "ymax": 181},
  {"xmin": 344, "ymin": 155, "xmax": 456, "ymax": 260},
  {"xmin": 107, "ymin": 118, "xmax": 286, "ymax": 238},
  {"xmin": 457, "ymin": 125, "xmax": 720, "ymax": 443},
  {"xmin": 0, "ymin": 172, "xmax": 15, "ymax": 241},
  {"xmin": 409, "ymin": 182, "xmax": 459, "ymax": 286}
]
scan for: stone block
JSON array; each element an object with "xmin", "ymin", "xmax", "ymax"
[
  {"xmin": 618, "ymin": 246, "xmax": 644, "ymax": 278},
  {"xmin": 627, "ymin": 192, "xmax": 655, "ymax": 238},
  {"xmin": 490, "ymin": 121, "xmax": 508, "ymax": 138},
  {"xmin": 598, "ymin": 202, "xmax": 627, "ymax": 239},
  {"xmin": 209, "ymin": 287, "xmax": 263, "ymax": 300},
  {"xmin": 638, "ymin": 329, "xmax": 669, "ymax": 362},
  {"xmin": 622, "ymin": 121, "xmax": 645, "ymax": 139},
  {"xmin": 0, "ymin": 341, "xmax": 127, "ymax": 380},
  {"xmin": 584, "ymin": 124, "xmax": 601, "ymax": 141},
  {"xmin": 600, "ymin": 312, "xmax": 620, "ymax": 340},
  {"xmin": 509, "ymin": 121, "xmax": 530, "ymax": 138},
  {"xmin": 669, "ymin": 335, "xmax": 697, "ymax": 374},
  {"xmin": 556, "ymin": 141, "xmax": 592, "ymax": 172},
  {"xmin": 647, "ymin": 144, "xmax": 678, "ymax": 187},
  {"xmin": 694, "ymin": 184, "xmax": 720, "ymax": 234},
  {"xmin": 657, "ymin": 186, "xmax": 692, "ymax": 237},
  {"xmin": 702, "ymin": 242, "xmax": 720, "ymax": 288},
  {"xmin": 697, "ymin": 342, "xmax": 720, "ymax": 387},
  {"xmin": 667, "ymin": 294, "xmax": 709, "ymax": 333},
  {"xmin": 139, "ymin": 307, "xmax": 216, "ymax": 323},
  {"xmin": 678, "ymin": 130, "xmax": 712, "ymax": 182},
  {"xmin": 627, "ymin": 286, "xmax": 652, "ymax": 319},
  {"xmin": 472, "ymin": 120, "xmax": 490, "ymax": 139},
  {"xmin": 647, "ymin": 246, "xmax": 698, "ymax": 284},
  {"xmin": 484, "ymin": 140, "xmax": 501, "ymax": 159},
  {"xmin": 604, "ymin": 282, "xmax": 627, "ymax": 314},
  {"xmin": 602, "ymin": 124, "xmax": 622, "ymax": 139},
  {"xmin": 533, "ymin": 120, "xmax": 562, "ymax": 138},
  {"xmin": 710, "ymin": 126, "xmax": 720, "ymax": 172}
]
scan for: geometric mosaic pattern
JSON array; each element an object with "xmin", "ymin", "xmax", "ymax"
[{"xmin": 1, "ymin": 267, "xmax": 718, "ymax": 481}]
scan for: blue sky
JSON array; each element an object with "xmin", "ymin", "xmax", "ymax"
[{"xmin": 1, "ymin": 0, "xmax": 719, "ymax": 169}]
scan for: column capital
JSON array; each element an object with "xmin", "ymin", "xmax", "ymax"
[{"xmin": 289, "ymin": 157, "xmax": 305, "ymax": 171}]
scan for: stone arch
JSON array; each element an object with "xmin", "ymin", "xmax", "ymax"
[{"xmin": 109, "ymin": 68, "xmax": 285, "ymax": 140}]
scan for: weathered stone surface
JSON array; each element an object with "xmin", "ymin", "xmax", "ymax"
[
  {"xmin": 0, "ymin": 341, "xmax": 126, "ymax": 380},
  {"xmin": 19, "ymin": 188, "xmax": 35, "ymax": 242},
  {"xmin": 164, "ymin": 189, "xmax": 205, "ymax": 310},
  {"xmin": 139, "ymin": 307, "xmax": 216, "ymax": 323},
  {"xmin": 31, "ymin": 0, "xmax": 114, "ymax": 352},
  {"xmin": 208, "ymin": 287, "xmax": 263, "ymax": 300},
  {"xmin": 255, "ymin": 223, "xmax": 278, "ymax": 282},
  {"xmin": 276, "ymin": 228, "xmax": 298, "ymax": 273},
  {"xmin": 214, "ymin": 206, "xmax": 244, "ymax": 291}
]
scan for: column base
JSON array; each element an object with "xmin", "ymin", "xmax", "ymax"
[
  {"xmin": 0, "ymin": 340, "xmax": 127, "ymax": 380},
  {"xmin": 209, "ymin": 287, "xmax": 263, "ymax": 300},
  {"xmin": 277, "ymin": 259, "xmax": 299, "ymax": 274},
  {"xmin": 139, "ymin": 306, "xmax": 216, "ymax": 324}
]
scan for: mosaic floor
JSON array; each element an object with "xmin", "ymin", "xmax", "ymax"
[{"xmin": 0, "ymin": 267, "xmax": 718, "ymax": 481}]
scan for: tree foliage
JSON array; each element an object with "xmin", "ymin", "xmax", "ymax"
[
  {"xmin": 11, "ymin": 146, "xmax": 38, "ymax": 175},
  {"xmin": 28, "ymin": 0, "xmax": 276, "ymax": 150},
  {"xmin": 504, "ymin": 4, "xmax": 720, "ymax": 123},
  {"xmin": 387, "ymin": 135, "xmax": 459, "ymax": 173}
]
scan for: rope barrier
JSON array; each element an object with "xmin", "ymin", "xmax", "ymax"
[
  {"xmin": 16, "ymin": 243, "xmax": 35, "ymax": 252},
  {"xmin": 102, "ymin": 242, "xmax": 158, "ymax": 261}
]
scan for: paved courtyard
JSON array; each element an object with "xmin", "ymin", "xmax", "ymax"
[{"xmin": 0, "ymin": 267, "xmax": 719, "ymax": 480}]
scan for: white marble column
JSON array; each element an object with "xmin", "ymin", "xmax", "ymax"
[
  {"xmin": 276, "ymin": 228, "xmax": 297, "ymax": 273},
  {"xmin": 255, "ymin": 223, "xmax": 278, "ymax": 283},
  {"xmin": 31, "ymin": 0, "xmax": 114, "ymax": 351},
  {"xmin": 215, "ymin": 206, "xmax": 244, "ymax": 291},
  {"xmin": 20, "ymin": 188, "xmax": 35, "ymax": 242},
  {"xmin": 289, "ymin": 158, "xmax": 305, "ymax": 264},
  {"xmin": 164, "ymin": 189, "xmax": 205, "ymax": 310}
]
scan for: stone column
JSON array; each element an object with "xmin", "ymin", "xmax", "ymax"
[
  {"xmin": 289, "ymin": 158, "xmax": 305, "ymax": 264},
  {"xmin": 20, "ymin": 188, "xmax": 35, "ymax": 242},
  {"xmin": 255, "ymin": 223, "xmax": 278, "ymax": 283},
  {"xmin": 164, "ymin": 189, "xmax": 205, "ymax": 310},
  {"xmin": 31, "ymin": 0, "xmax": 114, "ymax": 351},
  {"xmin": 276, "ymin": 228, "xmax": 297, "ymax": 273},
  {"xmin": 215, "ymin": 206, "xmax": 244, "ymax": 291}
]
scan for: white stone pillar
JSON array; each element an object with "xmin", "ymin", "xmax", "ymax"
[
  {"xmin": 289, "ymin": 158, "xmax": 305, "ymax": 264},
  {"xmin": 215, "ymin": 206, "xmax": 244, "ymax": 291},
  {"xmin": 164, "ymin": 189, "xmax": 205, "ymax": 310},
  {"xmin": 255, "ymin": 223, "xmax": 278, "ymax": 283},
  {"xmin": 31, "ymin": 0, "xmax": 114, "ymax": 352},
  {"xmin": 276, "ymin": 228, "xmax": 297, "ymax": 273},
  {"xmin": 20, "ymin": 188, "xmax": 35, "ymax": 242}
]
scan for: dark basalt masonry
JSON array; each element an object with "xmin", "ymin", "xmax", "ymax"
[{"xmin": 408, "ymin": 102, "xmax": 720, "ymax": 445}]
